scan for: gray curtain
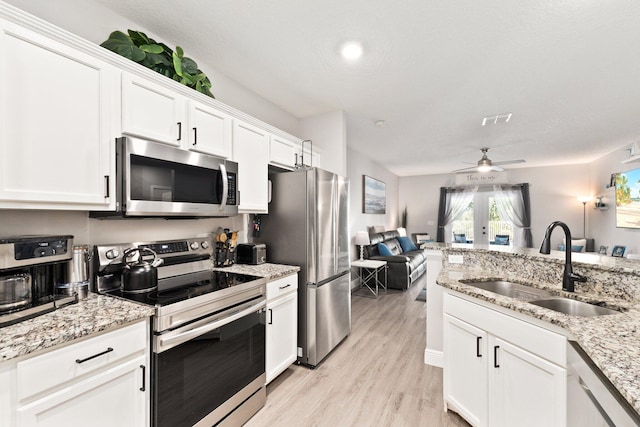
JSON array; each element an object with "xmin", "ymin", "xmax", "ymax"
[
  {"xmin": 436, "ymin": 186, "xmax": 478, "ymax": 242},
  {"xmin": 493, "ymin": 183, "xmax": 533, "ymax": 248}
]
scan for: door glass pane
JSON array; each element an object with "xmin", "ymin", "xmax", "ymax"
[
  {"xmin": 488, "ymin": 197, "xmax": 513, "ymax": 245},
  {"xmin": 451, "ymin": 201, "xmax": 474, "ymax": 243}
]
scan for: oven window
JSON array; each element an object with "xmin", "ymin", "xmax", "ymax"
[
  {"xmin": 130, "ymin": 155, "xmax": 222, "ymax": 204},
  {"xmin": 154, "ymin": 310, "xmax": 265, "ymax": 427}
]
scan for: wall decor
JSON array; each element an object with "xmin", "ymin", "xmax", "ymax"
[
  {"xmin": 615, "ymin": 167, "xmax": 640, "ymax": 229},
  {"xmin": 363, "ymin": 175, "xmax": 386, "ymax": 214},
  {"xmin": 612, "ymin": 245, "xmax": 626, "ymax": 257},
  {"xmin": 599, "ymin": 245, "xmax": 608, "ymax": 255}
]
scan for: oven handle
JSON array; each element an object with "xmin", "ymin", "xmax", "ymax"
[{"xmin": 160, "ymin": 300, "xmax": 266, "ymax": 348}]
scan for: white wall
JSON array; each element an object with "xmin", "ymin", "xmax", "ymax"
[
  {"xmin": 3, "ymin": 0, "xmax": 300, "ymax": 136},
  {"xmin": 299, "ymin": 110, "xmax": 347, "ymax": 176},
  {"xmin": 347, "ymin": 147, "xmax": 399, "ymax": 260},
  {"xmin": 399, "ymin": 164, "xmax": 591, "ymax": 249},
  {"xmin": 589, "ymin": 144, "xmax": 640, "ymax": 255}
]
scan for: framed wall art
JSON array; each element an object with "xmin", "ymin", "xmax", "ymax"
[
  {"xmin": 363, "ymin": 175, "xmax": 386, "ymax": 214},
  {"xmin": 612, "ymin": 245, "xmax": 626, "ymax": 257}
]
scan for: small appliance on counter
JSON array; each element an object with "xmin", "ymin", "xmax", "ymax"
[
  {"xmin": 236, "ymin": 243, "xmax": 266, "ymax": 265},
  {"xmin": 0, "ymin": 235, "xmax": 78, "ymax": 327}
]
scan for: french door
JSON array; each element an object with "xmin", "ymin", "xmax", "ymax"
[{"xmin": 451, "ymin": 192, "xmax": 513, "ymax": 246}]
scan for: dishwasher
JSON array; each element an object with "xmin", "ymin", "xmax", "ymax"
[{"xmin": 567, "ymin": 341, "xmax": 640, "ymax": 426}]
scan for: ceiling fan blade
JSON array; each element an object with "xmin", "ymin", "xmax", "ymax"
[
  {"xmin": 452, "ymin": 165, "xmax": 479, "ymax": 173},
  {"xmin": 491, "ymin": 165, "xmax": 505, "ymax": 172},
  {"xmin": 491, "ymin": 159, "xmax": 526, "ymax": 166}
]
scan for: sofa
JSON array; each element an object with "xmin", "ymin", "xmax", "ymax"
[{"xmin": 363, "ymin": 230, "xmax": 427, "ymax": 290}]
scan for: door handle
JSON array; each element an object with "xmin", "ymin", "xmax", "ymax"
[
  {"xmin": 476, "ymin": 336, "xmax": 482, "ymax": 357},
  {"xmin": 193, "ymin": 127, "xmax": 197, "ymax": 145},
  {"xmin": 493, "ymin": 345, "xmax": 500, "ymax": 368},
  {"xmin": 177, "ymin": 122, "xmax": 182, "ymax": 141},
  {"xmin": 139, "ymin": 365, "xmax": 146, "ymax": 391},
  {"xmin": 268, "ymin": 308, "xmax": 273, "ymax": 324}
]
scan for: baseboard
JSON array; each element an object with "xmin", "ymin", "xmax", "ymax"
[{"xmin": 424, "ymin": 348, "xmax": 443, "ymax": 367}]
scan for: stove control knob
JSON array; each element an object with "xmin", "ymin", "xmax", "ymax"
[
  {"xmin": 190, "ymin": 242, "xmax": 200, "ymax": 250},
  {"xmin": 201, "ymin": 241, "xmax": 210, "ymax": 249},
  {"xmin": 105, "ymin": 249, "xmax": 120, "ymax": 260}
]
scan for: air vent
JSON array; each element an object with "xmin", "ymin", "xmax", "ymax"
[{"xmin": 482, "ymin": 113, "xmax": 512, "ymax": 126}]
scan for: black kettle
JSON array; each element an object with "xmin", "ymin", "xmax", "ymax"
[{"xmin": 121, "ymin": 247, "xmax": 163, "ymax": 293}]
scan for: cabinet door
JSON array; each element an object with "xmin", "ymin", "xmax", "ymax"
[
  {"xmin": 443, "ymin": 314, "xmax": 488, "ymax": 427},
  {"xmin": 122, "ymin": 72, "xmax": 184, "ymax": 146},
  {"xmin": 0, "ymin": 21, "xmax": 115, "ymax": 208},
  {"xmin": 490, "ymin": 337, "xmax": 566, "ymax": 427},
  {"xmin": 266, "ymin": 292, "xmax": 298, "ymax": 384},
  {"xmin": 17, "ymin": 356, "xmax": 147, "ymax": 427},
  {"xmin": 269, "ymin": 135, "xmax": 296, "ymax": 169},
  {"xmin": 232, "ymin": 120, "xmax": 269, "ymax": 213},
  {"xmin": 187, "ymin": 100, "xmax": 232, "ymax": 158}
]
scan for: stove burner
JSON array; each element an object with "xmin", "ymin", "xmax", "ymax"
[{"xmin": 147, "ymin": 288, "xmax": 190, "ymax": 301}]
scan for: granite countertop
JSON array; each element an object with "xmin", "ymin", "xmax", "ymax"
[
  {"xmin": 213, "ymin": 263, "xmax": 300, "ymax": 280},
  {"xmin": 436, "ymin": 264, "xmax": 640, "ymax": 415},
  {"xmin": 0, "ymin": 293, "xmax": 155, "ymax": 363}
]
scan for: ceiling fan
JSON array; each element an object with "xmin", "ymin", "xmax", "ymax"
[{"xmin": 453, "ymin": 147, "xmax": 525, "ymax": 173}]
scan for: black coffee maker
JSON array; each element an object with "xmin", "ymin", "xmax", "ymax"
[{"xmin": 0, "ymin": 235, "xmax": 76, "ymax": 326}]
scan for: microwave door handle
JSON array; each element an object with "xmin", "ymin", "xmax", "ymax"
[{"xmin": 219, "ymin": 163, "xmax": 228, "ymax": 211}]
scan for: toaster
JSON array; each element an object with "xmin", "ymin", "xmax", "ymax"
[{"xmin": 236, "ymin": 243, "xmax": 266, "ymax": 265}]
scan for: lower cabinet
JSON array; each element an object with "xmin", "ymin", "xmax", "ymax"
[
  {"xmin": 443, "ymin": 292, "xmax": 566, "ymax": 427},
  {"xmin": 1, "ymin": 320, "xmax": 150, "ymax": 427},
  {"xmin": 266, "ymin": 274, "xmax": 298, "ymax": 384}
]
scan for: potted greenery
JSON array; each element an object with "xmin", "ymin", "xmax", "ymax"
[{"xmin": 101, "ymin": 30, "xmax": 214, "ymax": 98}]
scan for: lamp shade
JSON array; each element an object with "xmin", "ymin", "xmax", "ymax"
[
  {"xmin": 577, "ymin": 195, "xmax": 592, "ymax": 204},
  {"xmin": 355, "ymin": 231, "xmax": 370, "ymax": 246}
]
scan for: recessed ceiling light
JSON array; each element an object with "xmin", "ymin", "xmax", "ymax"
[
  {"xmin": 375, "ymin": 120, "xmax": 387, "ymax": 127},
  {"xmin": 341, "ymin": 42, "xmax": 363, "ymax": 60}
]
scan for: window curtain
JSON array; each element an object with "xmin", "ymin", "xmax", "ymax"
[
  {"xmin": 493, "ymin": 183, "xmax": 533, "ymax": 248},
  {"xmin": 436, "ymin": 186, "xmax": 478, "ymax": 242}
]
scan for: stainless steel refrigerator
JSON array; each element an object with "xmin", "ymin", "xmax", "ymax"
[{"xmin": 257, "ymin": 167, "xmax": 350, "ymax": 367}]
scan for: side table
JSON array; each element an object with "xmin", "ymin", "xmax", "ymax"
[{"xmin": 351, "ymin": 259, "xmax": 387, "ymax": 298}]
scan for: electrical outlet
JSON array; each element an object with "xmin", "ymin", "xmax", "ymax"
[{"xmin": 448, "ymin": 254, "xmax": 464, "ymax": 264}]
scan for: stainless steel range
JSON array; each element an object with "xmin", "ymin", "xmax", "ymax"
[{"xmin": 94, "ymin": 236, "xmax": 267, "ymax": 427}]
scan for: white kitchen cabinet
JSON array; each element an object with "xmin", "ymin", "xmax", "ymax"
[
  {"xmin": 443, "ymin": 292, "xmax": 566, "ymax": 427},
  {"xmin": 12, "ymin": 320, "xmax": 150, "ymax": 427},
  {"xmin": 122, "ymin": 73, "xmax": 232, "ymax": 158},
  {"xmin": 0, "ymin": 363, "xmax": 13, "ymax": 427},
  {"xmin": 0, "ymin": 20, "xmax": 117, "ymax": 210},
  {"xmin": 232, "ymin": 120, "xmax": 269, "ymax": 213},
  {"xmin": 269, "ymin": 135, "xmax": 297, "ymax": 169},
  {"xmin": 266, "ymin": 274, "xmax": 298, "ymax": 384},
  {"xmin": 443, "ymin": 314, "xmax": 488, "ymax": 426}
]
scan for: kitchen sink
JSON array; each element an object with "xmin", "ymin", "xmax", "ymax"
[
  {"xmin": 463, "ymin": 280, "xmax": 553, "ymax": 301},
  {"xmin": 529, "ymin": 298, "xmax": 619, "ymax": 317}
]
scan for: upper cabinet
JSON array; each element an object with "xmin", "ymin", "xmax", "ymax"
[
  {"xmin": 0, "ymin": 19, "xmax": 117, "ymax": 210},
  {"xmin": 233, "ymin": 120, "xmax": 269, "ymax": 213},
  {"xmin": 269, "ymin": 135, "xmax": 296, "ymax": 169},
  {"xmin": 121, "ymin": 73, "xmax": 232, "ymax": 158}
]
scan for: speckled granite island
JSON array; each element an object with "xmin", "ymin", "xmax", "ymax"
[
  {"xmin": 213, "ymin": 262, "xmax": 300, "ymax": 280},
  {"xmin": 424, "ymin": 243, "xmax": 640, "ymax": 418},
  {"xmin": 0, "ymin": 293, "xmax": 154, "ymax": 362}
]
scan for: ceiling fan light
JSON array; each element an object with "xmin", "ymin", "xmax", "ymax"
[{"xmin": 477, "ymin": 164, "xmax": 492, "ymax": 173}]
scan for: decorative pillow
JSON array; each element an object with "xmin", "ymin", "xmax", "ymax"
[
  {"xmin": 377, "ymin": 242, "xmax": 393, "ymax": 256},
  {"xmin": 397, "ymin": 236, "xmax": 417, "ymax": 252},
  {"xmin": 558, "ymin": 244, "xmax": 584, "ymax": 252},
  {"xmin": 562, "ymin": 238, "xmax": 586, "ymax": 253}
]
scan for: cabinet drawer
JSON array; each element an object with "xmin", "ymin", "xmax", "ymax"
[
  {"xmin": 17, "ymin": 321, "xmax": 147, "ymax": 401},
  {"xmin": 444, "ymin": 293, "xmax": 566, "ymax": 366},
  {"xmin": 266, "ymin": 274, "xmax": 298, "ymax": 301}
]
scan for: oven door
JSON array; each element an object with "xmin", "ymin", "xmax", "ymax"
[
  {"xmin": 152, "ymin": 301, "xmax": 266, "ymax": 427},
  {"xmin": 121, "ymin": 136, "xmax": 238, "ymax": 217}
]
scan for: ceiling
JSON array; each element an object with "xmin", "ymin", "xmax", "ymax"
[{"xmin": 92, "ymin": 0, "xmax": 640, "ymax": 176}]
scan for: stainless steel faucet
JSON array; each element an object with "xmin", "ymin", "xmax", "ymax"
[{"xmin": 539, "ymin": 221, "xmax": 587, "ymax": 292}]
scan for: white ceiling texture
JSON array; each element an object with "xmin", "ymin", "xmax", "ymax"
[{"xmin": 93, "ymin": 0, "xmax": 640, "ymax": 176}]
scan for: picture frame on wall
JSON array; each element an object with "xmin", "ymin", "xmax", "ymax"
[
  {"xmin": 363, "ymin": 175, "xmax": 386, "ymax": 214},
  {"xmin": 599, "ymin": 245, "xmax": 608, "ymax": 255},
  {"xmin": 612, "ymin": 245, "xmax": 626, "ymax": 257}
]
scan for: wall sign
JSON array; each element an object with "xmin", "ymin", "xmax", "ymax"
[{"xmin": 454, "ymin": 171, "xmax": 510, "ymax": 186}]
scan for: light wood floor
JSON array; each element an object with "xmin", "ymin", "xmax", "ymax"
[{"xmin": 245, "ymin": 280, "xmax": 470, "ymax": 427}]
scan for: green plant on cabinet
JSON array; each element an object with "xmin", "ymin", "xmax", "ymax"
[{"xmin": 101, "ymin": 29, "xmax": 214, "ymax": 98}]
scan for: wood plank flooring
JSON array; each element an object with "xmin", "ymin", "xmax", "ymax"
[{"xmin": 245, "ymin": 280, "xmax": 470, "ymax": 427}]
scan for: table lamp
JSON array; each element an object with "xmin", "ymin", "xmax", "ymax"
[{"xmin": 355, "ymin": 231, "xmax": 370, "ymax": 261}]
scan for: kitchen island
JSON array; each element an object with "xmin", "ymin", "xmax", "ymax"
[{"xmin": 425, "ymin": 243, "xmax": 640, "ymax": 421}]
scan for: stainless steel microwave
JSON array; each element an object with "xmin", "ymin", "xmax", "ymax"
[{"xmin": 91, "ymin": 137, "xmax": 238, "ymax": 218}]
